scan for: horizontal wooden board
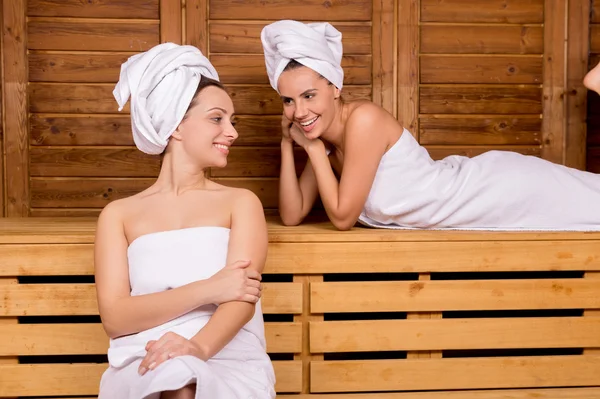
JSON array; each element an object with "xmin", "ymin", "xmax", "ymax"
[
  {"xmin": 419, "ymin": 115, "xmax": 541, "ymax": 145},
  {"xmin": 421, "ymin": 25, "xmax": 543, "ymax": 54},
  {"xmin": 30, "ymin": 177, "xmax": 280, "ymax": 209},
  {"xmin": 278, "ymin": 388, "xmax": 600, "ymax": 398},
  {"xmin": 594, "ymin": 2, "xmax": 600, "ymax": 23},
  {"xmin": 30, "ymin": 114, "xmax": 284, "ymax": 146},
  {"xmin": 30, "ymin": 83, "xmax": 128, "ymax": 114},
  {"xmin": 425, "ymin": 145, "xmax": 541, "ymax": 159},
  {"xmin": 30, "ymin": 114, "xmax": 133, "ymax": 146},
  {"xmin": 29, "ymin": 52, "xmax": 132, "ymax": 83},
  {"xmin": 29, "ymin": 147, "xmax": 305, "ymax": 178},
  {"xmin": 27, "ymin": 0, "xmax": 159, "ymax": 18},
  {"xmin": 0, "ymin": 361, "xmax": 301, "ymax": 395},
  {"xmin": 28, "ymin": 19, "xmax": 159, "ymax": 51},
  {"xmin": 29, "ymin": 83, "xmax": 372, "ymax": 115},
  {"xmin": 420, "ymin": 0, "xmax": 544, "ymax": 23},
  {"xmin": 0, "ymin": 243, "xmax": 95, "ymax": 275},
  {"xmin": 310, "ymin": 355, "xmax": 600, "ymax": 392},
  {"xmin": 420, "ymin": 56, "xmax": 542, "ymax": 84},
  {"xmin": 0, "ymin": 282, "xmax": 303, "ymax": 316},
  {"xmin": 0, "ymin": 322, "xmax": 301, "ymax": 355},
  {"xmin": 310, "ymin": 317, "xmax": 600, "ymax": 352},
  {"xmin": 591, "ymin": 25, "xmax": 600, "ymax": 54},
  {"xmin": 212, "ymin": 54, "xmax": 372, "ymax": 85},
  {"xmin": 419, "ymin": 86, "xmax": 543, "ymax": 114},
  {"xmin": 29, "ymin": 208, "xmax": 104, "ymax": 217},
  {"xmin": 210, "ymin": 22, "xmax": 371, "ymax": 54},
  {"xmin": 310, "ymin": 279, "xmax": 600, "ymax": 313},
  {"xmin": 209, "ymin": 0, "xmax": 372, "ymax": 21}
]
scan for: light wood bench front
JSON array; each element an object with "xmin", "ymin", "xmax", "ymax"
[{"xmin": 1, "ymin": 217, "xmax": 600, "ymax": 398}]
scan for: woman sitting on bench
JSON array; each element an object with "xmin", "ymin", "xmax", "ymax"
[
  {"xmin": 261, "ymin": 20, "xmax": 600, "ymax": 231},
  {"xmin": 94, "ymin": 43, "xmax": 275, "ymax": 399}
]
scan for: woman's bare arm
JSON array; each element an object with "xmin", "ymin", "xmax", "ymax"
[{"xmin": 190, "ymin": 190, "xmax": 268, "ymax": 359}]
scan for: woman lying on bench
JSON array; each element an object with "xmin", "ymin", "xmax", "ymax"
[
  {"xmin": 94, "ymin": 43, "xmax": 275, "ymax": 399},
  {"xmin": 261, "ymin": 20, "xmax": 600, "ymax": 231}
]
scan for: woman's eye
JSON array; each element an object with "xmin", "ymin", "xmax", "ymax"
[
  {"xmin": 212, "ymin": 117, "xmax": 222, "ymax": 122},
  {"xmin": 282, "ymin": 98, "xmax": 293, "ymax": 105},
  {"xmin": 305, "ymin": 94, "xmax": 314, "ymax": 99},
  {"xmin": 231, "ymin": 120, "xmax": 237, "ymax": 127}
]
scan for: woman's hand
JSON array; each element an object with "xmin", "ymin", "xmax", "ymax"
[
  {"xmin": 139, "ymin": 332, "xmax": 205, "ymax": 375},
  {"xmin": 281, "ymin": 114, "xmax": 294, "ymax": 143},
  {"xmin": 207, "ymin": 260, "xmax": 262, "ymax": 305},
  {"xmin": 282, "ymin": 114, "xmax": 325, "ymax": 152}
]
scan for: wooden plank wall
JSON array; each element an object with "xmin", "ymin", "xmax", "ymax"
[
  {"xmin": 0, "ymin": 0, "xmax": 596, "ymax": 216},
  {"xmin": 589, "ymin": 0, "xmax": 600, "ymax": 173}
]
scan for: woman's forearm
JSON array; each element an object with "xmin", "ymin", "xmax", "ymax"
[
  {"xmin": 100, "ymin": 279, "xmax": 214, "ymax": 339},
  {"xmin": 278, "ymin": 139, "xmax": 305, "ymax": 225}
]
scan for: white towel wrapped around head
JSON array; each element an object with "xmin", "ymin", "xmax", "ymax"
[
  {"xmin": 113, "ymin": 43, "xmax": 219, "ymax": 155},
  {"xmin": 261, "ymin": 20, "xmax": 343, "ymax": 92}
]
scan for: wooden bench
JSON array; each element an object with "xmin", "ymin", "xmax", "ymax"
[{"xmin": 1, "ymin": 217, "xmax": 600, "ymax": 398}]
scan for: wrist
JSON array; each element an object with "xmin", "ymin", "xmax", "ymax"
[
  {"xmin": 305, "ymin": 139, "xmax": 325, "ymax": 155},
  {"xmin": 190, "ymin": 336, "xmax": 211, "ymax": 360},
  {"xmin": 193, "ymin": 279, "xmax": 214, "ymax": 306},
  {"xmin": 281, "ymin": 138, "xmax": 293, "ymax": 149}
]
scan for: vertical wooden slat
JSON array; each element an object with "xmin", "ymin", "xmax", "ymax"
[
  {"xmin": 406, "ymin": 273, "xmax": 442, "ymax": 359},
  {"xmin": 0, "ymin": 278, "xmax": 18, "ymax": 399},
  {"xmin": 186, "ymin": 0, "xmax": 208, "ymax": 54},
  {"xmin": 397, "ymin": 0, "xmax": 419, "ymax": 138},
  {"xmin": 160, "ymin": 0, "xmax": 183, "ymax": 44},
  {"xmin": 584, "ymin": 272, "xmax": 600, "ymax": 355},
  {"xmin": 0, "ymin": 0, "xmax": 5, "ymax": 217},
  {"xmin": 372, "ymin": 0, "xmax": 395, "ymax": 114},
  {"xmin": 297, "ymin": 275, "xmax": 323, "ymax": 394},
  {"xmin": 2, "ymin": 0, "xmax": 28, "ymax": 216},
  {"xmin": 565, "ymin": 0, "xmax": 590, "ymax": 170},
  {"xmin": 542, "ymin": 0, "xmax": 568, "ymax": 164}
]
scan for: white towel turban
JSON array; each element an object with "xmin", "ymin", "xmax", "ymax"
[
  {"xmin": 261, "ymin": 20, "xmax": 344, "ymax": 93},
  {"xmin": 113, "ymin": 43, "xmax": 220, "ymax": 155}
]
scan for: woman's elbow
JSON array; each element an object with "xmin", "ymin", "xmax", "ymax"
[
  {"xmin": 279, "ymin": 210, "xmax": 303, "ymax": 226},
  {"xmin": 332, "ymin": 218, "xmax": 356, "ymax": 231}
]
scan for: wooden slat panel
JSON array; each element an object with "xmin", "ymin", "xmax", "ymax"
[
  {"xmin": 426, "ymin": 145, "xmax": 541, "ymax": 159},
  {"xmin": 27, "ymin": 0, "xmax": 159, "ymax": 18},
  {"xmin": 311, "ymin": 279, "xmax": 600, "ymax": 313},
  {"xmin": 589, "ymin": 147, "xmax": 600, "ymax": 173},
  {"xmin": 30, "ymin": 177, "xmax": 280, "ymax": 209},
  {"xmin": 212, "ymin": 55, "xmax": 372, "ymax": 85},
  {"xmin": 311, "ymin": 356, "xmax": 600, "ymax": 392},
  {"xmin": 420, "ymin": 56, "xmax": 542, "ymax": 84},
  {"xmin": 593, "ymin": 0, "xmax": 600, "ymax": 23},
  {"xmin": 209, "ymin": 0, "xmax": 372, "ymax": 21},
  {"xmin": 372, "ymin": 0, "xmax": 395, "ymax": 113},
  {"xmin": 29, "ymin": 83, "xmax": 372, "ymax": 115},
  {"xmin": 0, "ymin": 322, "xmax": 301, "ymax": 355},
  {"xmin": 29, "ymin": 147, "xmax": 160, "ymax": 177},
  {"xmin": 209, "ymin": 22, "xmax": 371, "ymax": 55},
  {"xmin": 0, "ymin": 361, "xmax": 300, "ymax": 395},
  {"xmin": 420, "ymin": 0, "xmax": 544, "ymax": 23},
  {"xmin": 0, "ymin": 283, "xmax": 302, "ymax": 315},
  {"xmin": 590, "ymin": 25, "xmax": 600, "ymax": 54},
  {"xmin": 420, "ymin": 25, "xmax": 543, "ymax": 54},
  {"xmin": 3, "ymin": 0, "xmax": 29, "ymax": 216},
  {"xmin": 397, "ymin": 0, "xmax": 419, "ymax": 131},
  {"xmin": 310, "ymin": 317, "xmax": 600, "ymax": 352},
  {"xmin": 289, "ymin": 388, "xmax": 600, "ymax": 398},
  {"xmin": 419, "ymin": 86, "xmax": 543, "ymax": 114},
  {"xmin": 160, "ymin": 0, "xmax": 182, "ymax": 43},
  {"xmin": 30, "ymin": 83, "xmax": 128, "ymax": 114},
  {"xmin": 29, "ymin": 52, "xmax": 132, "ymax": 83},
  {"xmin": 28, "ymin": 19, "xmax": 159, "ymax": 51},
  {"xmin": 186, "ymin": 0, "xmax": 208, "ymax": 53},
  {"xmin": 541, "ymin": 0, "xmax": 567, "ymax": 164},
  {"xmin": 5, "ymin": 238, "xmax": 598, "ymax": 277},
  {"xmin": 420, "ymin": 116, "xmax": 541, "ymax": 145},
  {"xmin": 30, "ymin": 114, "xmax": 133, "ymax": 146},
  {"xmin": 29, "ymin": 208, "xmax": 103, "ymax": 217}
]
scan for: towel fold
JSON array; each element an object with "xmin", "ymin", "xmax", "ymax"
[
  {"xmin": 113, "ymin": 43, "xmax": 219, "ymax": 155},
  {"xmin": 261, "ymin": 20, "xmax": 344, "ymax": 92}
]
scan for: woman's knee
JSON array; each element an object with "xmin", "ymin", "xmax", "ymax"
[{"xmin": 160, "ymin": 384, "xmax": 196, "ymax": 399}]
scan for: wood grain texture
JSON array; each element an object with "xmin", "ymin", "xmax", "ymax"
[
  {"xmin": 3, "ymin": 0, "xmax": 29, "ymax": 216},
  {"xmin": 310, "ymin": 356, "xmax": 600, "ymax": 392},
  {"xmin": 420, "ymin": 25, "xmax": 544, "ymax": 54},
  {"xmin": 420, "ymin": 56, "xmax": 543, "ymax": 84},
  {"xmin": 30, "ymin": 177, "xmax": 280, "ymax": 208},
  {"xmin": 28, "ymin": 52, "xmax": 131, "ymax": 83},
  {"xmin": 27, "ymin": 0, "xmax": 159, "ymax": 18},
  {"xmin": 419, "ymin": 115, "xmax": 542, "ymax": 145},
  {"xmin": 419, "ymin": 86, "xmax": 543, "ymax": 114},
  {"xmin": 397, "ymin": 0, "xmax": 419, "ymax": 134},
  {"xmin": 372, "ymin": 0, "xmax": 395, "ymax": 112},
  {"xmin": 160, "ymin": 0, "xmax": 182, "ymax": 43},
  {"xmin": 421, "ymin": 0, "xmax": 544, "ymax": 23},
  {"xmin": 311, "ymin": 279, "xmax": 600, "ymax": 312},
  {"xmin": 211, "ymin": 54, "xmax": 372, "ymax": 85},
  {"xmin": 209, "ymin": 22, "xmax": 371, "ymax": 54},
  {"xmin": 541, "ymin": 0, "xmax": 567, "ymax": 164},
  {"xmin": 30, "ymin": 83, "xmax": 128, "ymax": 113},
  {"xmin": 28, "ymin": 19, "xmax": 159, "ymax": 51},
  {"xmin": 186, "ymin": 0, "xmax": 207, "ymax": 53},
  {"xmin": 209, "ymin": 0, "xmax": 372, "ymax": 21}
]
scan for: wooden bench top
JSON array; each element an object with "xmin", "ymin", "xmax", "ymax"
[{"xmin": 0, "ymin": 216, "xmax": 599, "ymax": 243}]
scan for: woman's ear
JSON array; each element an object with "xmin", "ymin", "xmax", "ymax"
[
  {"xmin": 334, "ymin": 87, "xmax": 341, "ymax": 99},
  {"xmin": 170, "ymin": 124, "xmax": 184, "ymax": 141}
]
